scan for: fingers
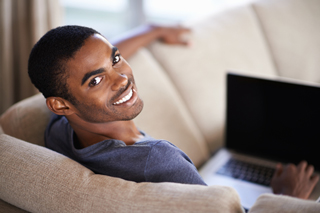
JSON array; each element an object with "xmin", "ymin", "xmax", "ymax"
[
  {"xmin": 162, "ymin": 26, "xmax": 191, "ymax": 35},
  {"xmin": 273, "ymin": 163, "xmax": 283, "ymax": 178},
  {"xmin": 271, "ymin": 161, "xmax": 319, "ymax": 199},
  {"xmin": 179, "ymin": 41, "xmax": 190, "ymax": 46},
  {"xmin": 297, "ymin": 161, "xmax": 315, "ymax": 177},
  {"xmin": 174, "ymin": 24, "xmax": 191, "ymax": 32},
  {"xmin": 306, "ymin": 164, "xmax": 315, "ymax": 176},
  {"xmin": 178, "ymin": 27, "xmax": 191, "ymax": 33},
  {"xmin": 285, "ymin": 163, "xmax": 296, "ymax": 173},
  {"xmin": 297, "ymin": 160, "xmax": 307, "ymax": 171}
]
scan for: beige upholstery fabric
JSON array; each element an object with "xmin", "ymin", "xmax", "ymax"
[
  {"xmin": 253, "ymin": 0, "xmax": 320, "ymax": 82},
  {"xmin": 129, "ymin": 48, "xmax": 209, "ymax": 167},
  {"xmin": 249, "ymin": 194, "xmax": 320, "ymax": 213},
  {"xmin": 0, "ymin": 93, "xmax": 51, "ymax": 146},
  {"xmin": 0, "ymin": 134, "xmax": 244, "ymax": 213},
  {"xmin": 148, "ymin": 5, "xmax": 277, "ymax": 152}
]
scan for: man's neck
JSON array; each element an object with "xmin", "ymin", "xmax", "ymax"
[{"xmin": 67, "ymin": 117, "xmax": 143, "ymax": 148}]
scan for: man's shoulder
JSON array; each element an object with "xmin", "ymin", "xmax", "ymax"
[
  {"xmin": 48, "ymin": 113, "xmax": 68, "ymax": 125},
  {"xmin": 45, "ymin": 114, "xmax": 70, "ymax": 140},
  {"xmin": 45, "ymin": 113, "xmax": 72, "ymax": 152},
  {"xmin": 137, "ymin": 138, "xmax": 176, "ymax": 149},
  {"xmin": 143, "ymin": 139, "xmax": 193, "ymax": 165},
  {"xmin": 138, "ymin": 139, "xmax": 186, "ymax": 160}
]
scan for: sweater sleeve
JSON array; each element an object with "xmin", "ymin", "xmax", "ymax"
[{"xmin": 144, "ymin": 141, "xmax": 207, "ymax": 185}]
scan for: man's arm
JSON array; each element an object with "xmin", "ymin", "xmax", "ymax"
[
  {"xmin": 110, "ymin": 25, "xmax": 191, "ymax": 60},
  {"xmin": 271, "ymin": 161, "xmax": 319, "ymax": 199}
]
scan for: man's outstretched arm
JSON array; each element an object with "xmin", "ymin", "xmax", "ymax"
[{"xmin": 110, "ymin": 24, "xmax": 191, "ymax": 60}]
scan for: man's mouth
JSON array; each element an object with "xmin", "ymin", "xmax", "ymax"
[{"xmin": 113, "ymin": 88, "xmax": 133, "ymax": 105}]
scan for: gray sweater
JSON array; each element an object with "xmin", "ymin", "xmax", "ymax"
[{"xmin": 45, "ymin": 114, "xmax": 206, "ymax": 185}]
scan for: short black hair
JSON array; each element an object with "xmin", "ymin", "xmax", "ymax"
[{"xmin": 28, "ymin": 25, "xmax": 100, "ymax": 104}]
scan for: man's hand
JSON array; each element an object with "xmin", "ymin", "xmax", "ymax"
[
  {"xmin": 155, "ymin": 25, "xmax": 191, "ymax": 46},
  {"xmin": 271, "ymin": 161, "xmax": 319, "ymax": 199}
]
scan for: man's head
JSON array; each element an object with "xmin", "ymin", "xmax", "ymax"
[
  {"xmin": 28, "ymin": 25, "xmax": 143, "ymax": 124},
  {"xmin": 28, "ymin": 25, "xmax": 98, "ymax": 105}
]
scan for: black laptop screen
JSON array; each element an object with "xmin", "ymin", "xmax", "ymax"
[{"xmin": 226, "ymin": 73, "xmax": 320, "ymax": 171}]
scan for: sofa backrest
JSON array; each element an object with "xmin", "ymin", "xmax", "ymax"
[
  {"xmin": 148, "ymin": 4, "xmax": 278, "ymax": 151},
  {"xmin": 253, "ymin": 0, "xmax": 320, "ymax": 82},
  {"xmin": 147, "ymin": 0, "xmax": 320, "ymax": 152}
]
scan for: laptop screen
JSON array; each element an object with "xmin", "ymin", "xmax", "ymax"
[{"xmin": 226, "ymin": 73, "xmax": 320, "ymax": 171}]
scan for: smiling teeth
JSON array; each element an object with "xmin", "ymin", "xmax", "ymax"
[{"xmin": 113, "ymin": 89, "xmax": 133, "ymax": 105}]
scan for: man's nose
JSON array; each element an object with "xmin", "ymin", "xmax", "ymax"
[{"xmin": 110, "ymin": 71, "xmax": 128, "ymax": 91}]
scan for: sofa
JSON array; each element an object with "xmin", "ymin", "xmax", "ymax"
[{"xmin": 1, "ymin": 0, "xmax": 320, "ymax": 212}]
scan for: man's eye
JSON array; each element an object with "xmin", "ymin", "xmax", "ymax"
[
  {"xmin": 89, "ymin": 76, "xmax": 102, "ymax": 87},
  {"xmin": 113, "ymin": 54, "xmax": 121, "ymax": 65}
]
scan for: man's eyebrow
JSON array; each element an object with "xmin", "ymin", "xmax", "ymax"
[{"xmin": 81, "ymin": 68, "xmax": 105, "ymax": 86}]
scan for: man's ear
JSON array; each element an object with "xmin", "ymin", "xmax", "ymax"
[{"xmin": 46, "ymin": 97, "xmax": 75, "ymax": 115}]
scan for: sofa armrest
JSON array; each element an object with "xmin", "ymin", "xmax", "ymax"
[
  {"xmin": 0, "ymin": 134, "xmax": 244, "ymax": 213},
  {"xmin": 249, "ymin": 194, "xmax": 320, "ymax": 213},
  {"xmin": 0, "ymin": 93, "xmax": 51, "ymax": 146}
]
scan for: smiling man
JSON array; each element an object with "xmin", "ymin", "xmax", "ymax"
[
  {"xmin": 28, "ymin": 25, "xmax": 318, "ymax": 199},
  {"xmin": 28, "ymin": 25, "xmax": 205, "ymax": 184}
]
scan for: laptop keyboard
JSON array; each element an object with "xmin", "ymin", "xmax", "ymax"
[{"xmin": 216, "ymin": 158, "xmax": 275, "ymax": 186}]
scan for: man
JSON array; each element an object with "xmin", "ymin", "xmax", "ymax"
[{"xmin": 28, "ymin": 25, "xmax": 318, "ymax": 199}]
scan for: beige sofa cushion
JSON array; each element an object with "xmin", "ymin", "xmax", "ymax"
[
  {"xmin": 148, "ymin": 5, "xmax": 277, "ymax": 151},
  {"xmin": 0, "ymin": 134, "xmax": 244, "ymax": 213},
  {"xmin": 249, "ymin": 194, "xmax": 320, "ymax": 213},
  {"xmin": 128, "ymin": 48, "xmax": 209, "ymax": 166},
  {"xmin": 253, "ymin": 0, "xmax": 320, "ymax": 82}
]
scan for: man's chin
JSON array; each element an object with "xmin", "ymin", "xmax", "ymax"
[
  {"xmin": 73, "ymin": 99, "xmax": 143, "ymax": 124},
  {"xmin": 125, "ymin": 99, "xmax": 144, "ymax": 120}
]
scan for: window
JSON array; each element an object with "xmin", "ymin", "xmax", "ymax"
[
  {"xmin": 59, "ymin": 0, "xmax": 130, "ymax": 39},
  {"xmin": 145, "ymin": 0, "xmax": 254, "ymax": 24},
  {"xmin": 59, "ymin": 0, "xmax": 254, "ymax": 39}
]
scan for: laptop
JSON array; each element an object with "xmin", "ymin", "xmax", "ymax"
[{"xmin": 199, "ymin": 72, "xmax": 320, "ymax": 209}]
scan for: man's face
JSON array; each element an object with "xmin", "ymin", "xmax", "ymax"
[{"xmin": 65, "ymin": 34, "xmax": 143, "ymax": 123}]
